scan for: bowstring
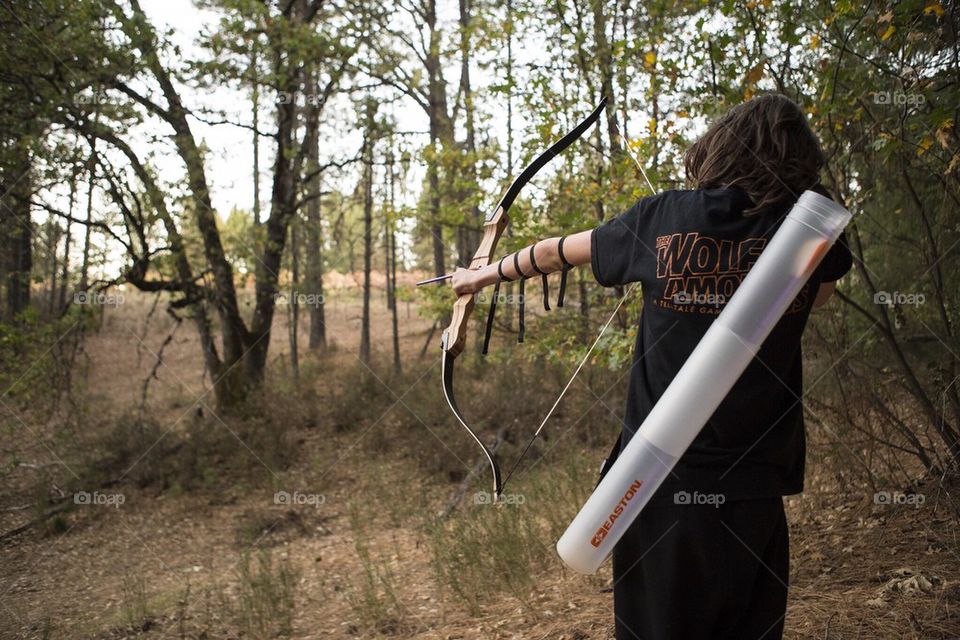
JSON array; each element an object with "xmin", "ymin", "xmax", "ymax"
[
  {"xmin": 499, "ymin": 120, "xmax": 659, "ymax": 495},
  {"xmin": 616, "ymin": 122, "xmax": 658, "ymax": 196}
]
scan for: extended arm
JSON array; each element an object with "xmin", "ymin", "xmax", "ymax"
[{"xmin": 452, "ymin": 229, "xmax": 592, "ymax": 295}]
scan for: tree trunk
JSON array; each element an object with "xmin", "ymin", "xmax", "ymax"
[
  {"xmin": 459, "ymin": 0, "xmax": 486, "ymax": 353},
  {"xmin": 125, "ymin": 0, "xmax": 262, "ymax": 407},
  {"xmin": 359, "ymin": 100, "xmax": 376, "ymax": 365},
  {"xmin": 425, "ymin": 0, "xmax": 452, "ymax": 279},
  {"xmin": 57, "ymin": 174, "xmax": 75, "ymax": 312},
  {"xmin": 303, "ymin": 71, "xmax": 327, "ymax": 350},
  {"xmin": 503, "ymin": 0, "xmax": 514, "ymax": 333},
  {"xmin": 2, "ymin": 141, "xmax": 33, "ymax": 321},
  {"xmin": 288, "ymin": 214, "xmax": 300, "ymax": 384},
  {"xmin": 387, "ymin": 151, "xmax": 401, "ymax": 373},
  {"xmin": 459, "ymin": 0, "xmax": 479, "ymax": 234},
  {"xmin": 45, "ymin": 219, "xmax": 59, "ymax": 317},
  {"xmin": 251, "ymin": 42, "xmax": 261, "ymax": 227},
  {"xmin": 79, "ymin": 153, "xmax": 94, "ymax": 292},
  {"xmin": 243, "ymin": 0, "xmax": 314, "ymax": 391}
]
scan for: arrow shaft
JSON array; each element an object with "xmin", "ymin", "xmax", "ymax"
[{"xmin": 416, "ymin": 274, "xmax": 454, "ymax": 286}]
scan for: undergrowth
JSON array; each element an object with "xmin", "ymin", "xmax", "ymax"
[
  {"xmin": 343, "ymin": 500, "xmax": 411, "ymax": 636},
  {"xmin": 421, "ymin": 447, "xmax": 601, "ymax": 615},
  {"xmin": 228, "ymin": 549, "xmax": 299, "ymax": 638}
]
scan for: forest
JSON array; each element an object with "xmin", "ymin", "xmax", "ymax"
[{"xmin": 0, "ymin": 0, "xmax": 958, "ymax": 638}]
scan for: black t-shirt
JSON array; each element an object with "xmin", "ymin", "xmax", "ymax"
[{"xmin": 591, "ymin": 186, "xmax": 852, "ymax": 504}]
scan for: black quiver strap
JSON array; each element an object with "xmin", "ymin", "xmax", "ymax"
[
  {"xmin": 596, "ymin": 432, "xmax": 623, "ymax": 487},
  {"xmin": 529, "ymin": 243, "xmax": 550, "ymax": 311},
  {"xmin": 513, "ymin": 251, "xmax": 526, "ymax": 343},
  {"xmin": 482, "ymin": 257, "xmax": 513, "ymax": 355},
  {"xmin": 556, "ymin": 236, "xmax": 574, "ymax": 308}
]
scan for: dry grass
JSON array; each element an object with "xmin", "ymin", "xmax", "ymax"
[{"xmin": 0, "ymin": 288, "xmax": 958, "ymax": 638}]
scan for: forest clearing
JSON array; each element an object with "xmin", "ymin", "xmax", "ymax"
[
  {"xmin": 1, "ymin": 289, "xmax": 957, "ymax": 638},
  {"xmin": 2, "ymin": 0, "xmax": 959, "ymax": 638}
]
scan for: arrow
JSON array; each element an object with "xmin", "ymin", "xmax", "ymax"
[{"xmin": 416, "ymin": 273, "xmax": 454, "ymax": 286}]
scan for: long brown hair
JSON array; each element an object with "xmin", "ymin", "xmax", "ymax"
[{"xmin": 684, "ymin": 94, "xmax": 825, "ymax": 213}]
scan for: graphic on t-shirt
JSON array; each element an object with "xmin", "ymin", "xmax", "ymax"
[{"xmin": 654, "ymin": 232, "xmax": 809, "ymax": 315}]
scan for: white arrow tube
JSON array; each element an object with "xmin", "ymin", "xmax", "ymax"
[{"xmin": 556, "ymin": 190, "xmax": 853, "ymax": 574}]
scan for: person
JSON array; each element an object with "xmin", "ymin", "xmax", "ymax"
[{"xmin": 450, "ymin": 93, "xmax": 853, "ymax": 640}]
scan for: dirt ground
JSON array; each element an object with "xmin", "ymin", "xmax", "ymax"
[{"xmin": 1, "ymin": 286, "xmax": 958, "ymax": 639}]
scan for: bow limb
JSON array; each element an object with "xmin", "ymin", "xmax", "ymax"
[
  {"xmin": 441, "ymin": 206, "xmax": 508, "ymax": 499},
  {"xmin": 441, "ymin": 350, "xmax": 503, "ymax": 499}
]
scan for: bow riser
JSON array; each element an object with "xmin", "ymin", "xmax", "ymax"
[{"xmin": 442, "ymin": 206, "xmax": 508, "ymax": 358}]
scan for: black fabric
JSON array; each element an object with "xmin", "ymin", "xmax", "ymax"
[
  {"xmin": 514, "ymin": 251, "xmax": 526, "ymax": 343},
  {"xmin": 529, "ymin": 243, "xmax": 551, "ymax": 311},
  {"xmin": 590, "ymin": 186, "xmax": 852, "ymax": 504},
  {"xmin": 557, "ymin": 236, "xmax": 573, "ymax": 308},
  {"xmin": 497, "ymin": 255, "xmax": 513, "ymax": 282},
  {"xmin": 529, "ymin": 243, "xmax": 546, "ymax": 274},
  {"xmin": 483, "ymin": 256, "xmax": 515, "ymax": 355},
  {"xmin": 557, "ymin": 236, "xmax": 571, "ymax": 265},
  {"xmin": 597, "ymin": 432, "xmax": 622, "ymax": 487},
  {"xmin": 612, "ymin": 497, "xmax": 789, "ymax": 640},
  {"xmin": 482, "ymin": 277, "xmax": 501, "ymax": 355}
]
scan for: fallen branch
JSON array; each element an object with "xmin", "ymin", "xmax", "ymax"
[
  {"xmin": 0, "ymin": 477, "xmax": 123, "ymax": 542},
  {"xmin": 0, "ymin": 500, "xmax": 72, "ymax": 542}
]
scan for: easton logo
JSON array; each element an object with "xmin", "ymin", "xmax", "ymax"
[{"xmin": 590, "ymin": 479, "xmax": 643, "ymax": 547}]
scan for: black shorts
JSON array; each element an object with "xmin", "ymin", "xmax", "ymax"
[{"xmin": 612, "ymin": 496, "xmax": 789, "ymax": 640}]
